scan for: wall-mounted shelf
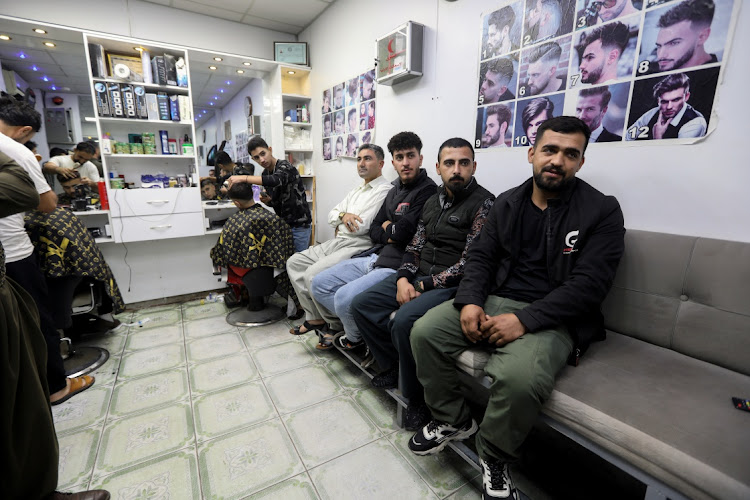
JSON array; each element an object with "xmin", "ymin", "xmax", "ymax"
[
  {"xmin": 98, "ymin": 117, "xmax": 193, "ymax": 125},
  {"xmin": 104, "ymin": 153, "xmax": 194, "ymax": 159},
  {"xmin": 92, "ymin": 78, "xmax": 189, "ymax": 94}
]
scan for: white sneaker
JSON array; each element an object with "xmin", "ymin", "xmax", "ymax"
[{"xmin": 481, "ymin": 457, "xmax": 518, "ymax": 499}]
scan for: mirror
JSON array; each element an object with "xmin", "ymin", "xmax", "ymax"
[
  {"xmin": 188, "ymin": 48, "xmax": 275, "ymax": 200},
  {"xmin": 0, "ymin": 18, "xmax": 96, "ymax": 165}
]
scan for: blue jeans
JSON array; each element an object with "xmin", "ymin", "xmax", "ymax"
[
  {"xmin": 291, "ymin": 225, "xmax": 312, "ymax": 253},
  {"xmin": 310, "ymin": 254, "xmax": 396, "ymax": 342}
]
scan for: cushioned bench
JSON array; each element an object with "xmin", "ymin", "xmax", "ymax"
[{"xmin": 456, "ymin": 230, "xmax": 750, "ymax": 500}]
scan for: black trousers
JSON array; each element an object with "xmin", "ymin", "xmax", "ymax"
[
  {"xmin": 351, "ymin": 273, "xmax": 457, "ymax": 403},
  {"xmin": 6, "ymin": 254, "xmax": 67, "ymax": 394}
]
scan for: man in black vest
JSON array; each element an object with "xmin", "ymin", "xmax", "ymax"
[
  {"xmin": 310, "ymin": 132, "xmax": 436, "ymax": 351},
  {"xmin": 627, "ymin": 72, "xmax": 707, "ymax": 140},
  {"xmin": 351, "ymin": 137, "xmax": 494, "ymax": 431},
  {"xmin": 407, "ymin": 117, "xmax": 625, "ymax": 500}
]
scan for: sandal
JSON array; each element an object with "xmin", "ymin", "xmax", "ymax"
[
  {"xmin": 316, "ymin": 332, "xmax": 335, "ymax": 350},
  {"xmin": 290, "ymin": 320, "xmax": 326, "ymax": 335},
  {"xmin": 51, "ymin": 375, "xmax": 95, "ymax": 406}
]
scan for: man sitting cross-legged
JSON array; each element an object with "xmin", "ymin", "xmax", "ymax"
[
  {"xmin": 286, "ymin": 143, "xmax": 392, "ymax": 336},
  {"xmin": 309, "ymin": 132, "xmax": 436, "ymax": 350},
  {"xmin": 351, "ymin": 137, "xmax": 495, "ymax": 430},
  {"xmin": 407, "ymin": 116, "xmax": 625, "ymax": 500}
]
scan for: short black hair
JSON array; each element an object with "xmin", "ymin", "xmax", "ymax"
[
  {"xmin": 438, "ymin": 138, "xmax": 474, "ymax": 162},
  {"xmin": 215, "ymin": 151, "xmax": 233, "ymax": 166},
  {"xmin": 324, "ymin": 114, "xmax": 331, "ymax": 124},
  {"xmin": 579, "ymin": 86, "xmax": 612, "ymax": 109},
  {"xmin": 348, "ymin": 108, "xmax": 357, "ymax": 120},
  {"xmin": 247, "ymin": 136, "xmax": 269, "ymax": 154},
  {"xmin": 578, "ymin": 21, "xmax": 629, "ymax": 59},
  {"xmin": 653, "ymin": 72, "xmax": 691, "ymax": 100},
  {"xmin": 484, "ymin": 57, "xmax": 515, "ymax": 84},
  {"xmin": 201, "ymin": 178, "xmax": 217, "ymax": 188},
  {"xmin": 57, "ymin": 170, "xmax": 81, "ymax": 185},
  {"xmin": 535, "ymin": 116, "xmax": 591, "ymax": 153},
  {"xmin": 228, "ymin": 182, "xmax": 254, "ymax": 201},
  {"xmin": 50, "ymin": 147, "xmax": 67, "ymax": 157},
  {"xmin": 24, "ymin": 140, "xmax": 37, "ymax": 151},
  {"xmin": 387, "ymin": 131, "xmax": 423, "ymax": 155},
  {"xmin": 488, "ymin": 6, "xmax": 515, "ymax": 31},
  {"xmin": 357, "ymin": 143, "xmax": 385, "ymax": 161},
  {"xmin": 75, "ymin": 141, "xmax": 96, "ymax": 155},
  {"xmin": 0, "ymin": 96, "xmax": 42, "ymax": 131},
  {"xmin": 659, "ymin": 0, "xmax": 715, "ymax": 29}
]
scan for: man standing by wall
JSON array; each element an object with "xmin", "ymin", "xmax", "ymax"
[{"xmin": 407, "ymin": 117, "xmax": 625, "ymax": 500}]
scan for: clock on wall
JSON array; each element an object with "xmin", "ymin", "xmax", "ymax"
[
  {"xmin": 202, "ymin": 129, "xmax": 206, "ymax": 143},
  {"xmin": 244, "ymin": 96, "xmax": 253, "ymax": 117}
]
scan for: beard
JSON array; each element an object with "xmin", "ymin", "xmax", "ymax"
[
  {"xmin": 659, "ymin": 46, "xmax": 694, "ymax": 71},
  {"xmin": 581, "ymin": 62, "xmax": 604, "ymax": 84},
  {"xmin": 447, "ymin": 177, "xmax": 469, "ymax": 195},
  {"xmin": 533, "ymin": 166, "xmax": 573, "ymax": 192},
  {"xmin": 483, "ymin": 128, "xmax": 502, "ymax": 147}
]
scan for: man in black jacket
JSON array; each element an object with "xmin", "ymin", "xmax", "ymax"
[
  {"xmin": 407, "ymin": 117, "xmax": 625, "ymax": 500},
  {"xmin": 310, "ymin": 132, "xmax": 436, "ymax": 350},
  {"xmin": 351, "ymin": 138, "xmax": 494, "ymax": 431}
]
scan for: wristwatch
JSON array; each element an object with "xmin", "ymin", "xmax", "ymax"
[{"xmin": 338, "ymin": 211, "xmax": 346, "ymax": 221}]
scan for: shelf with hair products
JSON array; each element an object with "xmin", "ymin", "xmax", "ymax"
[
  {"xmin": 84, "ymin": 33, "xmax": 202, "ymax": 244},
  {"xmin": 280, "ymin": 66, "xmax": 316, "ymax": 244}
]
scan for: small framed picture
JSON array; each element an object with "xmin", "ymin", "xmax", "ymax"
[
  {"xmin": 274, "ymin": 42, "xmax": 309, "ymax": 66},
  {"xmin": 106, "ymin": 52, "xmax": 144, "ymax": 81}
]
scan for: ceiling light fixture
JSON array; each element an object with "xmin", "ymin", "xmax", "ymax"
[
  {"xmin": 43, "ymin": 42, "xmax": 56, "ymax": 47},
  {"xmin": 34, "ymin": 28, "xmax": 47, "ymax": 34},
  {"xmin": 219, "ymin": 89, "xmax": 224, "ymax": 93},
  {"xmin": 236, "ymin": 69, "xmax": 244, "ymax": 74},
  {"xmin": 0, "ymin": 35, "xmax": 11, "ymax": 41},
  {"xmin": 50, "ymin": 85, "xmax": 57, "ymax": 90},
  {"xmin": 225, "ymin": 80, "xmax": 232, "ymax": 85},
  {"xmin": 18, "ymin": 52, "xmax": 27, "ymax": 59},
  {"xmin": 134, "ymin": 46, "xmax": 145, "ymax": 52},
  {"xmin": 209, "ymin": 65, "xmax": 217, "ymax": 70},
  {"xmin": 42, "ymin": 76, "xmax": 49, "ymax": 82},
  {"xmin": 243, "ymin": 62, "xmax": 251, "ymax": 66},
  {"xmin": 287, "ymin": 70, "xmax": 296, "ymax": 75},
  {"xmin": 213, "ymin": 57, "xmax": 222, "ymax": 61},
  {"xmin": 209, "ymin": 102, "xmax": 214, "ymax": 106},
  {"xmin": 31, "ymin": 65, "xmax": 39, "ymax": 71},
  {"xmin": 213, "ymin": 96, "xmax": 218, "ymax": 100}
]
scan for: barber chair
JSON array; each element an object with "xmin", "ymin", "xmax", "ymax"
[
  {"xmin": 215, "ymin": 265, "xmax": 285, "ymax": 327},
  {"xmin": 50, "ymin": 276, "xmax": 110, "ymax": 377}
]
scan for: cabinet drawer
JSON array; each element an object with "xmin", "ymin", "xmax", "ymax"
[
  {"xmin": 112, "ymin": 212, "xmax": 205, "ymax": 243},
  {"xmin": 109, "ymin": 188, "xmax": 200, "ymax": 217}
]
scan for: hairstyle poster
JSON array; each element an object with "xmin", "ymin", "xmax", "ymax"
[
  {"xmin": 322, "ymin": 68, "xmax": 376, "ymax": 160},
  {"xmin": 475, "ymin": 0, "xmax": 738, "ymax": 148}
]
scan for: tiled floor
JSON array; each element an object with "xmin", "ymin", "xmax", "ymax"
[{"xmin": 55, "ymin": 298, "xmax": 483, "ymax": 499}]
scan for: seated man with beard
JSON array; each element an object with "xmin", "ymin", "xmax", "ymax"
[{"xmin": 210, "ymin": 182, "xmax": 302, "ymax": 316}]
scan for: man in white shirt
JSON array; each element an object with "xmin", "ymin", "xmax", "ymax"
[
  {"xmin": 287, "ymin": 143, "xmax": 392, "ymax": 335},
  {"xmin": 43, "ymin": 141, "xmax": 100, "ymax": 187},
  {"xmin": 0, "ymin": 97, "xmax": 95, "ymax": 405}
]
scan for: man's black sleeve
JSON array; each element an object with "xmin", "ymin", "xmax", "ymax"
[
  {"xmin": 453, "ymin": 199, "xmax": 502, "ymax": 309},
  {"xmin": 514, "ymin": 196, "xmax": 625, "ymax": 332},
  {"xmin": 369, "ymin": 193, "xmax": 391, "ymax": 244},
  {"xmin": 389, "ymin": 186, "xmax": 435, "ymax": 245}
]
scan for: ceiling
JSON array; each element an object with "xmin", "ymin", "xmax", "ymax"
[{"xmin": 142, "ymin": 0, "xmax": 335, "ymax": 35}]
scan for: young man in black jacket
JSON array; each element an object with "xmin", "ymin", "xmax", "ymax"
[
  {"xmin": 351, "ymin": 137, "xmax": 495, "ymax": 431},
  {"xmin": 407, "ymin": 117, "xmax": 625, "ymax": 500},
  {"xmin": 309, "ymin": 132, "xmax": 436, "ymax": 350}
]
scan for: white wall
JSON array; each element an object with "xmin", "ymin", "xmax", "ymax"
[
  {"xmin": 44, "ymin": 92, "xmax": 83, "ymax": 145},
  {"xmin": 299, "ymin": 0, "xmax": 750, "ymax": 243},
  {"xmin": 1, "ymin": 0, "xmax": 295, "ymax": 60}
]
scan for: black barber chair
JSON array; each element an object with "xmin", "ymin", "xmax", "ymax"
[
  {"xmin": 216, "ymin": 265, "xmax": 286, "ymax": 327},
  {"xmin": 49, "ymin": 276, "xmax": 110, "ymax": 377}
]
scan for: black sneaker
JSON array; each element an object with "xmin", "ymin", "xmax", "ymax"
[
  {"xmin": 403, "ymin": 402, "xmax": 431, "ymax": 431},
  {"xmin": 371, "ymin": 366, "xmax": 398, "ymax": 389},
  {"xmin": 408, "ymin": 418, "xmax": 478, "ymax": 455},
  {"xmin": 481, "ymin": 457, "xmax": 517, "ymax": 499},
  {"xmin": 360, "ymin": 347, "xmax": 375, "ymax": 369}
]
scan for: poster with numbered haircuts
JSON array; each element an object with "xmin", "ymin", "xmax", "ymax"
[
  {"xmin": 474, "ymin": 0, "xmax": 738, "ymax": 149},
  {"xmin": 323, "ymin": 69, "xmax": 377, "ymax": 160}
]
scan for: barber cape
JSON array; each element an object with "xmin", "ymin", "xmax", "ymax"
[
  {"xmin": 210, "ymin": 203, "xmax": 293, "ymax": 269},
  {"xmin": 24, "ymin": 208, "xmax": 125, "ymax": 313}
]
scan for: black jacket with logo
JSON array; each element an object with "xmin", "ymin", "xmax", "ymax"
[{"xmin": 454, "ymin": 177, "xmax": 625, "ymax": 359}]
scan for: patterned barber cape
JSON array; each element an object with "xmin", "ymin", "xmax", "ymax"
[{"xmin": 24, "ymin": 208, "xmax": 125, "ymax": 313}]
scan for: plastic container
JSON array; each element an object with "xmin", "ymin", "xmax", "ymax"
[{"xmin": 97, "ymin": 180, "xmax": 109, "ymax": 210}]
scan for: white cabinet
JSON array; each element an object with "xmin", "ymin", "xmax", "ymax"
[
  {"xmin": 109, "ymin": 187, "xmax": 201, "ymax": 217},
  {"xmin": 111, "ymin": 212, "xmax": 205, "ymax": 243}
]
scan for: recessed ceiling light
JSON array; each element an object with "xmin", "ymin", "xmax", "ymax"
[
  {"xmin": 50, "ymin": 85, "xmax": 57, "ymax": 90},
  {"xmin": 212, "ymin": 96, "xmax": 218, "ymax": 100},
  {"xmin": 43, "ymin": 42, "xmax": 56, "ymax": 47},
  {"xmin": 209, "ymin": 65, "xmax": 217, "ymax": 70},
  {"xmin": 209, "ymin": 102, "xmax": 214, "ymax": 106},
  {"xmin": 213, "ymin": 57, "xmax": 222, "ymax": 61},
  {"xmin": 219, "ymin": 89, "xmax": 224, "ymax": 93},
  {"xmin": 225, "ymin": 80, "xmax": 232, "ymax": 85},
  {"xmin": 18, "ymin": 52, "xmax": 27, "ymax": 59},
  {"xmin": 42, "ymin": 76, "xmax": 49, "ymax": 82},
  {"xmin": 33, "ymin": 28, "xmax": 47, "ymax": 34},
  {"xmin": 287, "ymin": 70, "xmax": 296, "ymax": 75},
  {"xmin": 31, "ymin": 65, "xmax": 39, "ymax": 71},
  {"xmin": 243, "ymin": 62, "xmax": 251, "ymax": 66},
  {"xmin": 236, "ymin": 69, "xmax": 244, "ymax": 74},
  {"xmin": 0, "ymin": 35, "xmax": 11, "ymax": 41}
]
